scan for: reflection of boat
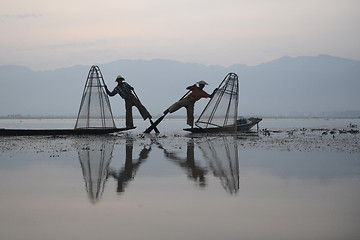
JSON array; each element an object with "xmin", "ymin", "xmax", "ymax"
[
  {"xmin": 0, "ymin": 127, "xmax": 135, "ymax": 136},
  {"xmin": 155, "ymin": 137, "xmax": 239, "ymax": 194},
  {"xmin": 184, "ymin": 117, "xmax": 262, "ymax": 133}
]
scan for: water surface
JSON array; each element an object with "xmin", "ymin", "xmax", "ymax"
[{"xmin": 1, "ymin": 118, "xmax": 359, "ymax": 240}]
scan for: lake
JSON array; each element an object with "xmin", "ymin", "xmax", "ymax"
[{"xmin": 0, "ymin": 118, "xmax": 359, "ymax": 240}]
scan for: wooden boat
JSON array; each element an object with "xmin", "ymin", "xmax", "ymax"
[
  {"xmin": 0, "ymin": 127, "xmax": 136, "ymax": 136},
  {"xmin": 0, "ymin": 66, "xmax": 136, "ymax": 137},
  {"xmin": 183, "ymin": 117, "xmax": 262, "ymax": 133},
  {"xmin": 236, "ymin": 117, "xmax": 262, "ymax": 131}
]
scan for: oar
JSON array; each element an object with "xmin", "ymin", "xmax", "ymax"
[
  {"xmin": 144, "ymin": 89, "xmax": 191, "ymax": 133},
  {"xmin": 132, "ymin": 90, "xmax": 160, "ymax": 133}
]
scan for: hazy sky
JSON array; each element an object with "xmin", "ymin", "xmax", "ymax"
[{"xmin": 1, "ymin": 0, "xmax": 359, "ymax": 71}]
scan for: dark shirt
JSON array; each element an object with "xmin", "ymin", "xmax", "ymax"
[{"xmin": 107, "ymin": 82, "xmax": 133, "ymax": 99}]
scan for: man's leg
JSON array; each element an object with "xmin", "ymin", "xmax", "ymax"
[
  {"xmin": 131, "ymin": 95, "xmax": 152, "ymax": 120},
  {"xmin": 186, "ymin": 101, "xmax": 195, "ymax": 127},
  {"xmin": 125, "ymin": 99, "xmax": 134, "ymax": 128},
  {"xmin": 168, "ymin": 96, "xmax": 190, "ymax": 113}
]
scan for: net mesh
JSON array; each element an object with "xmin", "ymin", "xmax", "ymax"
[
  {"xmin": 75, "ymin": 65, "xmax": 116, "ymax": 129},
  {"xmin": 77, "ymin": 141, "xmax": 114, "ymax": 203},
  {"xmin": 198, "ymin": 137, "xmax": 239, "ymax": 194},
  {"xmin": 195, "ymin": 73, "xmax": 239, "ymax": 132}
]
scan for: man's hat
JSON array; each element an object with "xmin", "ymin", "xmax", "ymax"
[
  {"xmin": 196, "ymin": 80, "xmax": 208, "ymax": 85},
  {"xmin": 115, "ymin": 75, "xmax": 125, "ymax": 82}
]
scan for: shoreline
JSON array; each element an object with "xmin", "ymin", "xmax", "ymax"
[
  {"xmin": 1, "ymin": 126, "xmax": 359, "ymax": 154},
  {"xmin": 1, "ymin": 118, "xmax": 359, "ymax": 154}
]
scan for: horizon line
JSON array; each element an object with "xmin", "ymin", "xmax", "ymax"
[{"xmin": 1, "ymin": 54, "xmax": 359, "ymax": 72}]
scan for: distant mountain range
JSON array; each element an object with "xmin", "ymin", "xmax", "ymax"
[{"xmin": 1, "ymin": 54, "xmax": 359, "ymax": 117}]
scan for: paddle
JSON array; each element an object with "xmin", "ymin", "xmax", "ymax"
[
  {"xmin": 132, "ymin": 90, "xmax": 160, "ymax": 134},
  {"xmin": 144, "ymin": 89, "xmax": 191, "ymax": 133}
]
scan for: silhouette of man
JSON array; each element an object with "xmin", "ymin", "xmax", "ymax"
[
  {"xmin": 105, "ymin": 75, "xmax": 152, "ymax": 128},
  {"xmin": 166, "ymin": 81, "xmax": 217, "ymax": 128}
]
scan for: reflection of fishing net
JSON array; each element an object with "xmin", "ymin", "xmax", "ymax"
[
  {"xmin": 196, "ymin": 73, "xmax": 239, "ymax": 132},
  {"xmin": 198, "ymin": 137, "xmax": 239, "ymax": 194},
  {"xmin": 77, "ymin": 142, "xmax": 114, "ymax": 203},
  {"xmin": 75, "ymin": 65, "xmax": 116, "ymax": 129}
]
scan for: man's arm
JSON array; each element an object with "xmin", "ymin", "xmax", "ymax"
[
  {"xmin": 209, "ymin": 88, "xmax": 218, "ymax": 98},
  {"xmin": 186, "ymin": 84, "xmax": 196, "ymax": 90},
  {"xmin": 104, "ymin": 85, "xmax": 117, "ymax": 96}
]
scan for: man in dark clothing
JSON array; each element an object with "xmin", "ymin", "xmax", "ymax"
[{"xmin": 104, "ymin": 75, "xmax": 152, "ymax": 128}]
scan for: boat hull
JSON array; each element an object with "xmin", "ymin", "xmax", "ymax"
[
  {"xmin": 0, "ymin": 127, "xmax": 136, "ymax": 136},
  {"xmin": 184, "ymin": 118, "xmax": 262, "ymax": 133}
]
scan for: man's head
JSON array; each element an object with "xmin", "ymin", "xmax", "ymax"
[
  {"xmin": 196, "ymin": 80, "xmax": 208, "ymax": 89},
  {"xmin": 115, "ymin": 75, "xmax": 125, "ymax": 83}
]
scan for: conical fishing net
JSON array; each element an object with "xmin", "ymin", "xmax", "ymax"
[
  {"xmin": 75, "ymin": 65, "xmax": 116, "ymax": 129},
  {"xmin": 195, "ymin": 73, "xmax": 239, "ymax": 132}
]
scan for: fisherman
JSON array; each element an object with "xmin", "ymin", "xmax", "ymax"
[
  {"xmin": 104, "ymin": 75, "xmax": 152, "ymax": 128},
  {"xmin": 165, "ymin": 81, "xmax": 217, "ymax": 128}
]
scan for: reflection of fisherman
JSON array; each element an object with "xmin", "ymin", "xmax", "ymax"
[
  {"xmin": 105, "ymin": 75, "xmax": 152, "ymax": 128},
  {"xmin": 159, "ymin": 139, "xmax": 207, "ymax": 187},
  {"xmin": 109, "ymin": 139, "xmax": 151, "ymax": 193},
  {"xmin": 165, "ymin": 81, "xmax": 217, "ymax": 128}
]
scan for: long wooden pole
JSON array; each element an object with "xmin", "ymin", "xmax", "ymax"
[{"xmin": 144, "ymin": 89, "xmax": 191, "ymax": 133}]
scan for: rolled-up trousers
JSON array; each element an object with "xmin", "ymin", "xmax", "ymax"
[
  {"xmin": 168, "ymin": 95, "xmax": 196, "ymax": 127},
  {"xmin": 125, "ymin": 95, "xmax": 152, "ymax": 128}
]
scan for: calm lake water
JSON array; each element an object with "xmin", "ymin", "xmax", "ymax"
[{"xmin": 1, "ymin": 118, "xmax": 360, "ymax": 240}]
